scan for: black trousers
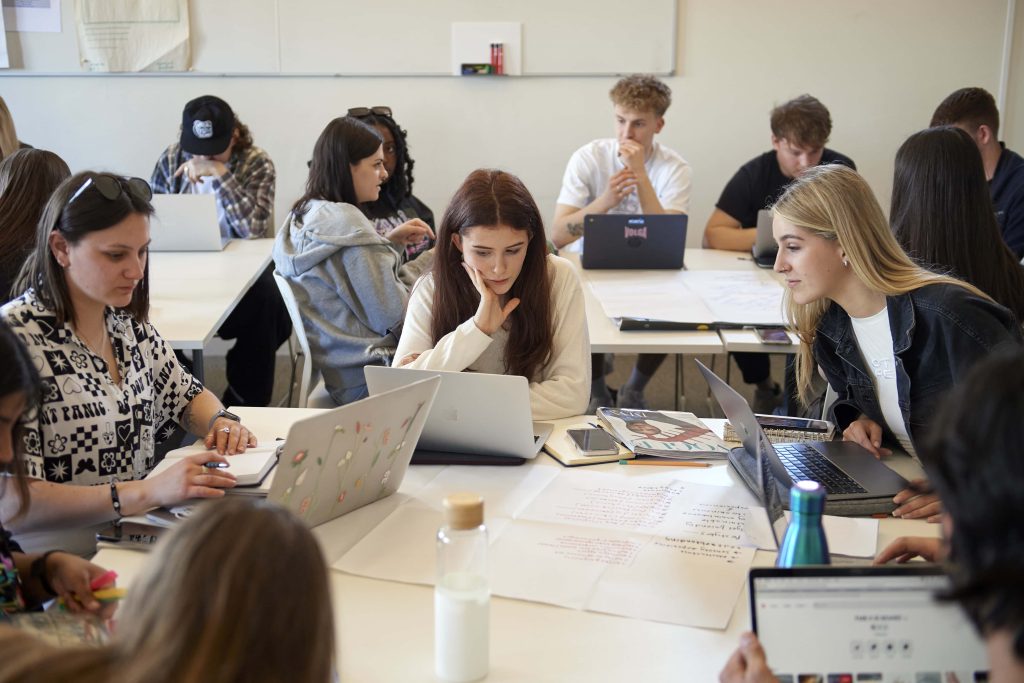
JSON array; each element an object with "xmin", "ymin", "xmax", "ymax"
[
  {"xmin": 732, "ymin": 351, "xmax": 770, "ymax": 385},
  {"xmin": 591, "ymin": 352, "xmax": 667, "ymax": 381},
  {"xmin": 217, "ymin": 264, "xmax": 292, "ymax": 406}
]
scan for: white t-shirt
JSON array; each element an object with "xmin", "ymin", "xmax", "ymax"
[
  {"xmin": 556, "ymin": 138, "xmax": 692, "ymax": 252},
  {"xmin": 849, "ymin": 307, "xmax": 917, "ymax": 457}
]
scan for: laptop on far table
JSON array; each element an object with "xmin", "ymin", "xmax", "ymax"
[
  {"xmin": 750, "ymin": 566, "xmax": 989, "ymax": 681},
  {"xmin": 364, "ymin": 366, "xmax": 554, "ymax": 465},
  {"xmin": 751, "ymin": 209, "xmax": 778, "ymax": 268},
  {"xmin": 581, "ymin": 213, "xmax": 687, "ymax": 269},
  {"xmin": 695, "ymin": 360, "xmax": 908, "ymax": 516},
  {"xmin": 149, "ymin": 194, "xmax": 228, "ymax": 251}
]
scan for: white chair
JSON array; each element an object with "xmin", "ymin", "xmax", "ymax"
[{"xmin": 272, "ymin": 271, "xmax": 334, "ymax": 408}]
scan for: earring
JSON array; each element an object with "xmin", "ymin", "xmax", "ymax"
[{"xmin": 842, "ymin": 258, "xmax": 849, "ymax": 268}]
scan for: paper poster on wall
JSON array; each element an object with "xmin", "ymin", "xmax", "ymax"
[
  {"xmin": 0, "ymin": 10, "xmax": 8, "ymax": 68},
  {"xmin": 74, "ymin": 0, "xmax": 190, "ymax": 72},
  {"xmin": 2, "ymin": 0, "xmax": 62, "ymax": 33}
]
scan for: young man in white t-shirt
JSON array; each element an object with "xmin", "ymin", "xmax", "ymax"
[{"xmin": 552, "ymin": 74, "xmax": 692, "ymax": 411}]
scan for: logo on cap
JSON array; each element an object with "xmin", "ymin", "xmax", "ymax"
[{"xmin": 193, "ymin": 120, "xmax": 214, "ymax": 139}]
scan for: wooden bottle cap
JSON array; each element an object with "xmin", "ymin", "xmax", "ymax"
[{"xmin": 442, "ymin": 493, "xmax": 484, "ymax": 530}]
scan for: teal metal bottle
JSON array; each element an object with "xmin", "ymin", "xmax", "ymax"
[{"xmin": 775, "ymin": 480, "xmax": 830, "ymax": 567}]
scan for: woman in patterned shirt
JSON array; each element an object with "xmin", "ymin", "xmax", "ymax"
[
  {"xmin": 0, "ymin": 320, "xmax": 113, "ymax": 616},
  {"xmin": 0, "ymin": 171, "xmax": 255, "ymax": 554}
]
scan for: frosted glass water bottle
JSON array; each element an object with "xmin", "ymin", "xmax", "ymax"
[
  {"xmin": 435, "ymin": 493, "xmax": 489, "ymax": 682},
  {"xmin": 776, "ymin": 480, "xmax": 830, "ymax": 567}
]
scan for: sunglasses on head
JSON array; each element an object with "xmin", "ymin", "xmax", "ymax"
[
  {"xmin": 68, "ymin": 174, "xmax": 153, "ymax": 206},
  {"xmin": 347, "ymin": 106, "xmax": 393, "ymax": 119}
]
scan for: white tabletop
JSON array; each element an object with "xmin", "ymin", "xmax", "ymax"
[
  {"xmin": 147, "ymin": 238, "xmax": 273, "ymax": 351},
  {"xmin": 95, "ymin": 408, "xmax": 934, "ymax": 683}
]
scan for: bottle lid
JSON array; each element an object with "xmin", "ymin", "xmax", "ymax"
[
  {"xmin": 789, "ymin": 480, "xmax": 825, "ymax": 514},
  {"xmin": 442, "ymin": 493, "xmax": 484, "ymax": 530}
]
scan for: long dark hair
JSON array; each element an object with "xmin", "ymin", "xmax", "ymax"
[
  {"xmin": 921, "ymin": 348, "xmax": 1024, "ymax": 658},
  {"xmin": 292, "ymin": 116, "xmax": 383, "ymax": 219},
  {"xmin": 16, "ymin": 171, "xmax": 154, "ymax": 325},
  {"xmin": 0, "ymin": 320, "xmax": 41, "ymax": 519},
  {"xmin": 359, "ymin": 112, "xmax": 415, "ymax": 213},
  {"xmin": 891, "ymin": 125, "xmax": 1024, "ymax": 322},
  {"xmin": 0, "ymin": 149, "xmax": 71, "ymax": 299},
  {"xmin": 431, "ymin": 169, "xmax": 553, "ymax": 382}
]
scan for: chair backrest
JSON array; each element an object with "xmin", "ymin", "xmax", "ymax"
[{"xmin": 272, "ymin": 271, "xmax": 316, "ymax": 408}]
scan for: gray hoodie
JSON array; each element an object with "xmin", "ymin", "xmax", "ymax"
[{"xmin": 273, "ymin": 200, "xmax": 433, "ymax": 404}]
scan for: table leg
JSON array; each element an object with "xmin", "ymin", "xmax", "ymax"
[
  {"xmin": 191, "ymin": 349, "xmax": 205, "ymax": 384},
  {"xmin": 674, "ymin": 354, "xmax": 681, "ymax": 411}
]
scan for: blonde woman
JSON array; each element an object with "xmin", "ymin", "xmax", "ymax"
[
  {"xmin": 0, "ymin": 97, "xmax": 27, "ymax": 161},
  {"xmin": 772, "ymin": 164, "xmax": 1021, "ymax": 520},
  {"xmin": 0, "ymin": 497, "xmax": 336, "ymax": 683}
]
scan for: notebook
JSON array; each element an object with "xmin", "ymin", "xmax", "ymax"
[
  {"xmin": 266, "ymin": 376, "xmax": 440, "ymax": 527},
  {"xmin": 149, "ymin": 194, "xmax": 228, "ymax": 251},
  {"xmin": 695, "ymin": 360, "xmax": 909, "ymax": 516},
  {"xmin": 364, "ymin": 366, "xmax": 554, "ymax": 465},
  {"xmin": 580, "ymin": 213, "xmax": 687, "ymax": 269},
  {"xmin": 149, "ymin": 444, "xmax": 281, "ymax": 488},
  {"xmin": 751, "ymin": 208, "xmax": 777, "ymax": 268},
  {"xmin": 749, "ymin": 566, "xmax": 989, "ymax": 681}
]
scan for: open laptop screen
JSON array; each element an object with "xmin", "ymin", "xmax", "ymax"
[{"xmin": 750, "ymin": 567, "xmax": 989, "ymax": 681}]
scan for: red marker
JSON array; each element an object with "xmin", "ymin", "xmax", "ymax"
[{"xmin": 90, "ymin": 570, "xmax": 118, "ymax": 591}]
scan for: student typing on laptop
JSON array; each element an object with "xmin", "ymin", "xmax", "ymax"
[
  {"xmin": 150, "ymin": 95, "xmax": 290, "ymax": 408},
  {"xmin": 550, "ymin": 74, "xmax": 691, "ymax": 411},
  {"xmin": 772, "ymin": 164, "xmax": 1021, "ymax": 521},
  {"xmin": 394, "ymin": 169, "xmax": 589, "ymax": 421},
  {"xmin": 721, "ymin": 348, "xmax": 1024, "ymax": 683}
]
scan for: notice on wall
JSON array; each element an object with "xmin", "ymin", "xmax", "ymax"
[
  {"xmin": 2, "ymin": 0, "xmax": 62, "ymax": 33},
  {"xmin": 74, "ymin": 0, "xmax": 189, "ymax": 72}
]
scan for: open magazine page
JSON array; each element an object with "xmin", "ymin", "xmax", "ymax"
[{"xmin": 597, "ymin": 409, "xmax": 729, "ymax": 458}]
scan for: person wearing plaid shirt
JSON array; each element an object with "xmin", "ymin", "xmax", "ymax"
[{"xmin": 150, "ymin": 96, "xmax": 290, "ymax": 407}]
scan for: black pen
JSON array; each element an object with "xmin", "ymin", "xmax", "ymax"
[{"xmin": 203, "ymin": 461, "xmax": 229, "ymax": 469}]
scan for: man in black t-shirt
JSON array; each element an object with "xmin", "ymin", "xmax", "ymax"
[{"xmin": 703, "ymin": 95, "xmax": 855, "ymax": 413}]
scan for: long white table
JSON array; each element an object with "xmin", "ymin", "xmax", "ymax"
[
  {"xmin": 95, "ymin": 407, "xmax": 934, "ymax": 682},
  {"xmin": 147, "ymin": 238, "xmax": 274, "ymax": 381}
]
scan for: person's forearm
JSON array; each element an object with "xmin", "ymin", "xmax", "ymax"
[
  {"xmin": 635, "ymin": 175, "xmax": 666, "ymax": 215},
  {"xmin": 704, "ymin": 225, "xmax": 756, "ymax": 251},
  {"xmin": 552, "ymin": 197, "xmax": 616, "ymax": 249},
  {"xmin": 3, "ymin": 478, "xmax": 156, "ymax": 534},
  {"xmin": 181, "ymin": 389, "xmax": 225, "ymax": 438}
]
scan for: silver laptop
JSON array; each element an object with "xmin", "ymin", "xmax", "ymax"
[
  {"xmin": 267, "ymin": 376, "xmax": 440, "ymax": 527},
  {"xmin": 149, "ymin": 194, "xmax": 228, "ymax": 251},
  {"xmin": 695, "ymin": 360, "xmax": 908, "ymax": 516},
  {"xmin": 751, "ymin": 209, "xmax": 777, "ymax": 268},
  {"xmin": 750, "ymin": 566, "xmax": 989, "ymax": 680},
  {"xmin": 364, "ymin": 366, "xmax": 554, "ymax": 465},
  {"xmin": 581, "ymin": 214, "xmax": 687, "ymax": 269}
]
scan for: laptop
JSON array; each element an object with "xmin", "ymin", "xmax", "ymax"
[
  {"xmin": 751, "ymin": 209, "xmax": 778, "ymax": 268},
  {"xmin": 266, "ymin": 375, "xmax": 440, "ymax": 527},
  {"xmin": 749, "ymin": 566, "xmax": 989, "ymax": 680},
  {"xmin": 149, "ymin": 194, "xmax": 228, "ymax": 251},
  {"xmin": 695, "ymin": 360, "xmax": 909, "ymax": 516},
  {"xmin": 580, "ymin": 213, "xmax": 687, "ymax": 269},
  {"xmin": 364, "ymin": 366, "xmax": 554, "ymax": 465}
]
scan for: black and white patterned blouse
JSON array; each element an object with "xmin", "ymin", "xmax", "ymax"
[{"xmin": 1, "ymin": 289, "xmax": 204, "ymax": 485}]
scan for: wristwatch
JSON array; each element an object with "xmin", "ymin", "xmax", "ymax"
[{"xmin": 208, "ymin": 408, "xmax": 241, "ymax": 431}]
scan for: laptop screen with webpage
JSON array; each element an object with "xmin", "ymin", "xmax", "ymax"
[{"xmin": 750, "ymin": 567, "xmax": 989, "ymax": 682}]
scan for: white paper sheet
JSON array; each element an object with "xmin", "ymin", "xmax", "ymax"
[
  {"xmin": 74, "ymin": 0, "xmax": 189, "ymax": 72},
  {"xmin": 3, "ymin": 0, "xmax": 61, "ymax": 33},
  {"xmin": 0, "ymin": 9, "xmax": 8, "ymax": 68},
  {"xmin": 587, "ymin": 269, "xmax": 786, "ymax": 326}
]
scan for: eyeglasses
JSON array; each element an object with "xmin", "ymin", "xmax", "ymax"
[
  {"xmin": 347, "ymin": 106, "xmax": 393, "ymax": 119},
  {"xmin": 68, "ymin": 174, "xmax": 153, "ymax": 207}
]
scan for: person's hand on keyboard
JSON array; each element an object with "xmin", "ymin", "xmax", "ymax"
[
  {"xmin": 842, "ymin": 416, "xmax": 892, "ymax": 458},
  {"xmin": 874, "ymin": 536, "xmax": 944, "ymax": 564}
]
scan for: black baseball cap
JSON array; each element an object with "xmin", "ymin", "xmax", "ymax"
[{"xmin": 180, "ymin": 95, "xmax": 235, "ymax": 156}]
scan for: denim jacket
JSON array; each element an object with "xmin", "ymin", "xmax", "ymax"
[{"xmin": 815, "ymin": 283, "xmax": 1022, "ymax": 447}]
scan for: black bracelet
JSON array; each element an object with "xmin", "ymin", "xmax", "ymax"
[
  {"xmin": 29, "ymin": 549, "xmax": 63, "ymax": 597},
  {"xmin": 110, "ymin": 479, "xmax": 123, "ymax": 518}
]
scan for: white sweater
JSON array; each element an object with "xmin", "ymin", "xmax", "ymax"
[{"xmin": 394, "ymin": 254, "xmax": 590, "ymax": 421}]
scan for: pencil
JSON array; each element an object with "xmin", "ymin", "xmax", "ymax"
[{"xmin": 618, "ymin": 459, "xmax": 713, "ymax": 468}]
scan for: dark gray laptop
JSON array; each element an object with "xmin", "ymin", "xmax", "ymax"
[
  {"xmin": 695, "ymin": 360, "xmax": 908, "ymax": 516},
  {"xmin": 581, "ymin": 213, "xmax": 687, "ymax": 269},
  {"xmin": 751, "ymin": 209, "xmax": 777, "ymax": 268}
]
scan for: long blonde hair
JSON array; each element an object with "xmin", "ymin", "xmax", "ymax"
[
  {"xmin": 773, "ymin": 164, "xmax": 989, "ymax": 406},
  {"xmin": 0, "ymin": 499, "xmax": 336, "ymax": 683},
  {"xmin": 0, "ymin": 97, "xmax": 18, "ymax": 160}
]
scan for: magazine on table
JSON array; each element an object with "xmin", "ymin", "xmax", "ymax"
[{"xmin": 595, "ymin": 408, "xmax": 730, "ymax": 459}]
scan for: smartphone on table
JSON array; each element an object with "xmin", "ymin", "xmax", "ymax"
[
  {"xmin": 753, "ymin": 327, "xmax": 791, "ymax": 345},
  {"xmin": 567, "ymin": 428, "xmax": 620, "ymax": 457},
  {"xmin": 95, "ymin": 521, "xmax": 166, "ymax": 548}
]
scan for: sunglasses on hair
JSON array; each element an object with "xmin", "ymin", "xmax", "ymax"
[
  {"xmin": 347, "ymin": 106, "xmax": 393, "ymax": 119},
  {"xmin": 68, "ymin": 174, "xmax": 153, "ymax": 206}
]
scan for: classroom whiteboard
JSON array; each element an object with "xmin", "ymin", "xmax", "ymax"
[{"xmin": 1, "ymin": 0, "xmax": 677, "ymax": 76}]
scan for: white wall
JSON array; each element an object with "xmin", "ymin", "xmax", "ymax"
[{"xmin": 1, "ymin": 0, "xmax": 1019, "ymax": 246}]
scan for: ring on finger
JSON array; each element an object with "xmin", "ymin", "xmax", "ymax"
[{"xmin": 220, "ymin": 427, "xmax": 231, "ymax": 434}]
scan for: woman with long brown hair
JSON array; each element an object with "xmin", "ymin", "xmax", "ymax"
[
  {"xmin": 394, "ymin": 169, "xmax": 589, "ymax": 420},
  {"xmin": 0, "ymin": 149, "xmax": 71, "ymax": 301}
]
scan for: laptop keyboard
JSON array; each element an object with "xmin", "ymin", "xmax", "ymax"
[{"xmin": 774, "ymin": 443, "xmax": 867, "ymax": 495}]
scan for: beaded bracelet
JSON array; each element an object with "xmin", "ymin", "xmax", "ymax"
[{"xmin": 109, "ymin": 479, "xmax": 122, "ymax": 518}]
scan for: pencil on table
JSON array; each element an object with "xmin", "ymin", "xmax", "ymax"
[{"xmin": 618, "ymin": 459, "xmax": 713, "ymax": 468}]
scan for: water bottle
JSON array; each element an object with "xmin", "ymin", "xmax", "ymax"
[
  {"xmin": 435, "ymin": 493, "xmax": 489, "ymax": 682},
  {"xmin": 776, "ymin": 480, "xmax": 830, "ymax": 567}
]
